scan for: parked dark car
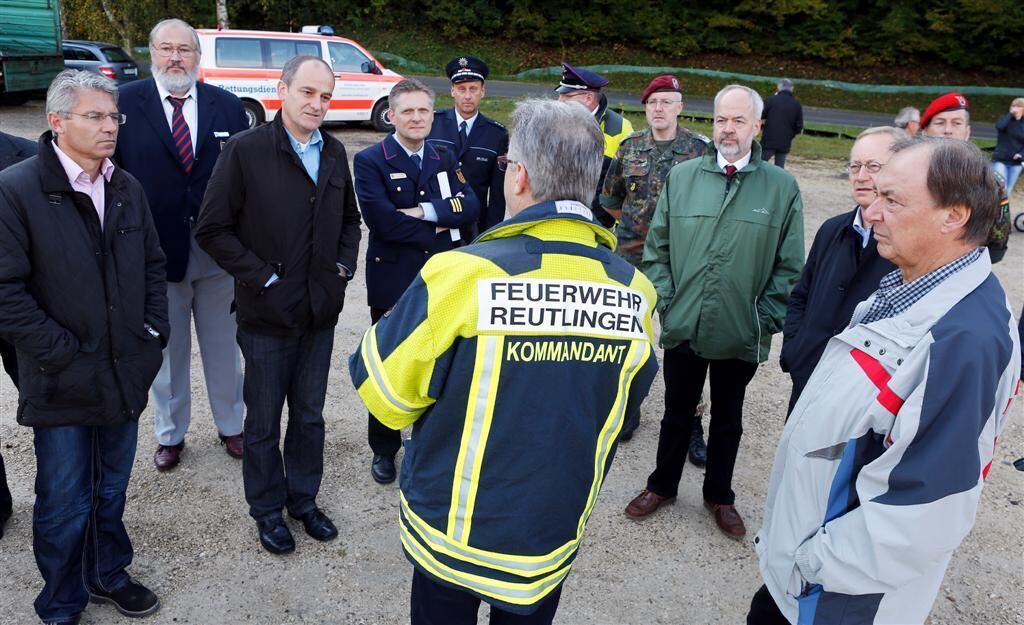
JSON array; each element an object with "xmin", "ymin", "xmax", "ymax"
[{"xmin": 62, "ymin": 40, "xmax": 140, "ymax": 85}]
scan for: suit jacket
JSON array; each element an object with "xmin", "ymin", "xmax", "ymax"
[
  {"xmin": 427, "ymin": 109, "xmax": 507, "ymax": 236},
  {"xmin": 353, "ymin": 134, "xmax": 480, "ymax": 309},
  {"xmin": 780, "ymin": 207, "xmax": 895, "ymax": 387},
  {"xmin": 761, "ymin": 90, "xmax": 804, "ymax": 152},
  {"xmin": 0, "ymin": 131, "xmax": 37, "ymax": 171},
  {"xmin": 115, "ymin": 78, "xmax": 248, "ymax": 282}
]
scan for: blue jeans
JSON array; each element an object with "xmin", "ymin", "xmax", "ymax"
[
  {"xmin": 992, "ymin": 160, "xmax": 1022, "ymax": 196},
  {"xmin": 236, "ymin": 326, "xmax": 334, "ymax": 521},
  {"xmin": 32, "ymin": 421, "xmax": 138, "ymax": 624}
]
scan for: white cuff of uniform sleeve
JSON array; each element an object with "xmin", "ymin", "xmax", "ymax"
[
  {"xmin": 336, "ymin": 262, "xmax": 352, "ymax": 278},
  {"xmin": 419, "ymin": 201, "xmax": 438, "ymax": 223}
]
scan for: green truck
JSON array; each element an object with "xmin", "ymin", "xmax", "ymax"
[{"xmin": 0, "ymin": 0, "xmax": 64, "ymax": 103}]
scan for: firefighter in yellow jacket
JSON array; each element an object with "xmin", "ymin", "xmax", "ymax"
[{"xmin": 349, "ymin": 99, "xmax": 658, "ymax": 624}]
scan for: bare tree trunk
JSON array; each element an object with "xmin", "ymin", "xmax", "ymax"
[
  {"xmin": 97, "ymin": 0, "xmax": 132, "ymax": 52},
  {"xmin": 216, "ymin": 0, "xmax": 229, "ymax": 29}
]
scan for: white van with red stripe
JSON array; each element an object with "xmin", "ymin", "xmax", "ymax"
[{"xmin": 195, "ymin": 28, "xmax": 403, "ymax": 131}]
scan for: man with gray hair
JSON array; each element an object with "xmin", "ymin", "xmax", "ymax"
[
  {"xmin": 894, "ymin": 106, "xmax": 921, "ymax": 136},
  {"xmin": 0, "ymin": 69, "xmax": 167, "ymax": 623},
  {"xmin": 761, "ymin": 78, "xmax": 803, "ymax": 168},
  {"xmin": 626, "ymin": 85, "xmax": 804, "ymax": 540},
  {"xmin": 197, "ymin": 55, "xmax": 362, "ymax": 555},
  {"xmin": 349, "ymin": 98, "xmax": 658, "ymax": 624},
  {"xmin": 749, "ymin": 137, "xmax": 1019, "ymax": 625},
  {"xmin": 116, "ymin": 18, "xmax": 248, "ymax": 471}
]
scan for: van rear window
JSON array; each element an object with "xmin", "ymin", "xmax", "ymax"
[{"xmin": 215, "ymin": 38, "xmax": 263, "ymax": 68}]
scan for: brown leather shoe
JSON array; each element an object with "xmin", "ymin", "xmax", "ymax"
[
  {"xmin": 219, "ymin": 433, "xmax": 243, "ymax": 459},
  {"xmin": 624, "ymin": 489, "xmax": 675, "ymax": 519},
  {"xmin": 704, "ymin": 501, "xmax": 746, "ymax": 539},
  {"xmin": 154, "ymin": 442, "xmax": 184, "ymax": 471}
]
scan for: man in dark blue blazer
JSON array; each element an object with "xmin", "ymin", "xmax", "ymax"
[
  {"xmin": 780, "ymin": 127, "xmax": 901, "ymax": 414},
  {"xmin": 427, "ymin": 56, "xmax": 507, "ymax": 238},
  {"xmin": 0, "ymin": 129, "xmax": 36, "ymax": 539},
  {"xmin": 354, "ymin": 78, "xmax": 479, "ymax": 484},
  {"xmin": 115, "ymin": 19, "xmax": 248, "ymax": 471}
]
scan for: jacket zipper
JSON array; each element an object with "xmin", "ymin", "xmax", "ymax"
[{"xmin": 753, "ymin": 296, "xmax": 762, "ymax": 361}]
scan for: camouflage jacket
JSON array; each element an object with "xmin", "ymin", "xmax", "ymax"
[{"xmin": 600, "ymin": 126, "xmax": 709, "ymax": 265}]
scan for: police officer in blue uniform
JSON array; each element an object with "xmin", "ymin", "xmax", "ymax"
[
  {"xmin": 427, "ymin": 56, "xmax": 508, "ymax": 237},
  {"xmin": 353, "ymin": 78, "xmax": 480, "ymax": 484}
]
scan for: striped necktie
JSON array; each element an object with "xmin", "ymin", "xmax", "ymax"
[{"xmin": 167, "ymin": 96, "xmax": 194, "ymax": 174}]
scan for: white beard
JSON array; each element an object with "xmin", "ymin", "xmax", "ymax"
[{"xmin": 153, "ymin": 64, "xmax": 198, "ymax": 94}]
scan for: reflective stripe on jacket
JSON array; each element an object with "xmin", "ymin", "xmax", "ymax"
[{"xmin": 350, "ymin": 200, "xmax": 658, "ymax": 612}]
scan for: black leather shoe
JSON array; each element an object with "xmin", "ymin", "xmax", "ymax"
[
  {"xmin": 88, "ymin": 578, "xmax": 160, "ymax": 618},
  {"xmin": 371, "ymin": 454, "xmax": 396, "ymax": 484},
  {"xmin": 257, "ymin": 517, "xmax": 295, "ymax": 555},
  {"xmin": 289, "ymin": 507, "xmax": 338, "ymax": 542},
  {"xmin": 688, "ymin": 418, "xmax": 707, "ymax": 467}
]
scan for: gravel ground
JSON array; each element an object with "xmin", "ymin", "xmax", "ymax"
[{"xmin": 1, "ymin": 102, "xmax": 1022, "ymax": 625}]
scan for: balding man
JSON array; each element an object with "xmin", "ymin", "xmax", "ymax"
[
  {"xmin": 749, "ymin": 137, "xmax": 1020, "ymax": 625},
  {"xmin": 197, "ymin": 55, "xmax": 362, "ymax": 555},
  {"xmin": 625, "ymin": 85, "xmax": 804, "ymax": 540}
]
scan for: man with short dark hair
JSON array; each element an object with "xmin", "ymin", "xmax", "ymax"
[
  {"xmin": 0, "ymin": 69, "xmax": 167, "ymax": 624},
  {"xmin": 625, "ymin": 85, "xmax": 804, "ymax": 541},
  {"xmin": 427, "ymin": 56, "xmax": 508, "ymax": 236},
  {"xmin": 599, "ymin": 74, "xmax": 708, "ymax": 447},
  {"xmin": 749, "ymin": 137, "xmax": 1020, "ymax": 625},
  {"xmin": 116, "ymin": 18, "xmax": 248, "ymax": 470},
  {"xmin": 920, "ymin": 92, "xmax": 1010, "ymax": 263},
  {"xmin": 353, "ymin": 78, "xmax": 479, "ymax": 485},
  {"xmin": 197, "ymin": 55, "xmax": 362, "ymax": 554},
  {"xmin": 350, "ymin": 98, "xmax": 658, "ymax": 625},
  {"xmin": 761, "ymin": 78, "xmax": 803, "ymax": 168}
]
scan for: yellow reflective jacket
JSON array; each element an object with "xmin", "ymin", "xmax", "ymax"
[
  {"xmin": 601, "ymin": 107, "xmax": 633, "ymax": 159},
  {"xmin": 349, "ymin": 200, "xmax": 658, "ymax": 613}
]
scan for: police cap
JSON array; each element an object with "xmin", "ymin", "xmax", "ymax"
[
  {"xmin": 446, "ymin": 56, "xmax": 489, "ymax": 84},
  {"xmin": 555, "ymin": 63, "xmax": 609, "ymax": 94}
]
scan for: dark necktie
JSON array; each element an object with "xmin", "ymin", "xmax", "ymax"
[
  {"xmin": 168, "ymin": 96, "xmax": 194, "ymax": 174},
  {"xmin": 458, "ymin": 120, "xmax": 468, "ymax": 151},
  {"xmin": 410, "ymin": 153, "xmax": 422, "ymax": 170},
  {"xmin": 724, "ymin": 164, "xmax": 737, "ymax": 191}
]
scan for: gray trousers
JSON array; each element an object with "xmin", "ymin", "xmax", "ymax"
[{"xmin": 152, "ymin": 235, "xmax": 244, "ymax": 446}]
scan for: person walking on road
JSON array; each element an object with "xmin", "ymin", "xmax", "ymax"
[{"xmin": 760, "ymin": 79, "xmax": 803, "ymax": 168}]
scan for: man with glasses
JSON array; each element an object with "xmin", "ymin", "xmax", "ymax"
[
  {"xmin": 0, "ymin": 69, "xmax": 167, "ymax": 624},
  {"xmin": 556, "ymin": 63, "xmax": 633, "ymax": 227},
  {"xmin": 116, "ymin": 18, "xmax": 248, "ymax": 471},
  {"xmin": 599, "ymin": 75, "xmax": 709, "ymax": 446},
  {"xmin": 780, "ymin": 127, "xmax": 902, "ymax": 414}
]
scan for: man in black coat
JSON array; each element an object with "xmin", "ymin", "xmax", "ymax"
[
  {"xmin": 0, "ymin": 70, "xmax": 167, "ymax": 623},
  {"xmin": 0, "ymin": 129, "xmax": 37, "ymax": 539},
  {"xmin": 196, "ymin": 56, "xmax": 362, "ymax": 555},
  {"xmin": 780, "ymin": 127, "xmax": 902, "ymax": 413},
  {"xmin": 760, "ymin": 79, "xmax": 803, "ymax": 168}
]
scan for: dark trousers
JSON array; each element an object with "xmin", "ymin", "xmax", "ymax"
[
  {"xmin": 236, "ymin": 325, "xmax": 334, "ymax": 521},
  {"xmin": 32, "ymin": 422, "xmax": 138, "ymax": 624},
  {"xmin": 747, "ymin": 584, "xmax": 791, "ymax": 625},
  {"xmin": 410, "ymin": 568, "xmax": 563, "ymax": 625},
  {"xmin": 367, "ymin": 306, "xmax": 402, "ymax": 457},
  {"xmin": 0, "ymin": 337, "xmax": 16, "ymax": 520},
  {"xmin": 761, "ymin": 148, "xmax": 788, "ymax": 168},
  {"xmin": 786, "ymin": 372, "xmax": 811, "ymax": 419},
  {"xmin": 646, "ymin": 344, "xmax": 758, "ymax": 504}
]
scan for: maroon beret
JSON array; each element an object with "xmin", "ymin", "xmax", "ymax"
[
  {"xmin": 641, "ymin": 75, "xmax": 683, "ymax": 104},
  {"xmin": 921, "ymin": 93, "xmax": 969, "ymax": 128}
]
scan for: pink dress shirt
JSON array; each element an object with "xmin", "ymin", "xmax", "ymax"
[{"xmin": 52, "ymin": 140, "xmax": 115, "ymax": 229}]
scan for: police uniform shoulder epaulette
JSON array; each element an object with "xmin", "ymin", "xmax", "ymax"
[
  {"xmin": 480, "ymin": 114, "xmax": 505, "ymax": 130},
  {"xmin": 620, "ymin": 129, "xmax": 648, "ymax": 144},
  {"xmin": 682, "ymin": 127, "xmax": 711, "ymax": 144}
]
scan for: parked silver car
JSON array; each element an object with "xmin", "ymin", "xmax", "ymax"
[{"xmin": 62, "ymin": 40, "xmax": 140, "ymax": 85}]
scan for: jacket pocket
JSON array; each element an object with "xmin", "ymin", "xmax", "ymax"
[{"xmin": 33, "ymin": 351, "xmax": 103, "ymax": 408}]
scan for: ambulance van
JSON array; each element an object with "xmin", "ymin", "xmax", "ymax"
[{"xmin": 196, "ymin": 28, "xmax": 403, "ymax": 131}]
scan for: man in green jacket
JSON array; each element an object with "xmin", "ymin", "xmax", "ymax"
[{"xmin": 625, "ymin": 85, "xmax": 805, "ymax": 540}]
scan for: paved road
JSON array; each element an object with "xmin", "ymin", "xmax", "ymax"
[{"xmin": 415, "ymin": 75, "xmax": 998, "ymax": 139}]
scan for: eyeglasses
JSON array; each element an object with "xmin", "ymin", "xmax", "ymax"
[
  {"xmin": 63, "ymin": 112, "xmax": 126, "ymax": 125},
  {"xmin": 645, "ymin": 98, "xmax": 682, "ymax": 109},
  {"xmin": 497, "ymin": 155, "xmax": 519, "ymax": 172},
  {"xmin": 847, "ymin": 161, "xmax": 884, "ymax": 175},
  {"xmin": 153, "ymin": 45, "xmax": 196, "ymax": 58}
]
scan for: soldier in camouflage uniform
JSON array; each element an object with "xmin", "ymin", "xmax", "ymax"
[{"xmin": 599, "ymin": 75, "xmax": 710, "ymax": 456}]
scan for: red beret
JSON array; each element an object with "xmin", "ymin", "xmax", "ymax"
[
  {"xmin": 921, "ymin": 93, "xmax": 969, "ymax": 128},
  {"xmin": 641, "ymin": 75, "xmax": 683, "ymax": 104}
]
